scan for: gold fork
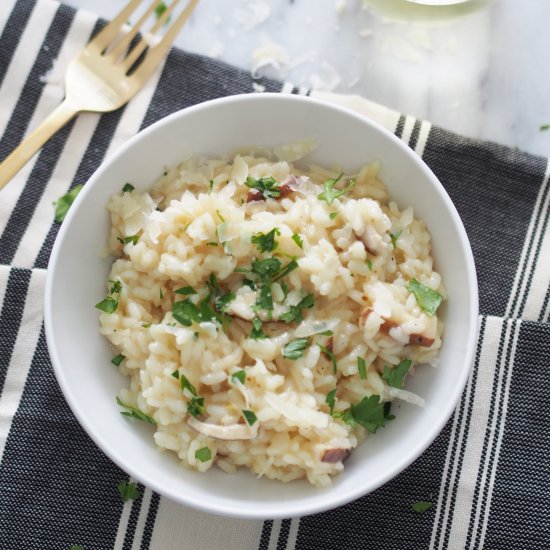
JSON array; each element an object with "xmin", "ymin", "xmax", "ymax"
[{"xmin": 0, "ymin": 0, "xmax": 199, "ymax": 190}]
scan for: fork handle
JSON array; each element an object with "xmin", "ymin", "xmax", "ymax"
[{"xmin": 0, "ymin": 99, "xmax": 79, "ymax": 191}]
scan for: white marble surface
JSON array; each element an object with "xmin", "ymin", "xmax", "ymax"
[{"xmin": 64, "ymin": 0, "xmax": 550, "ymax": 158}]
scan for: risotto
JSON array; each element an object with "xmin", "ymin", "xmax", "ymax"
[{"xmin": 96, "ymin": 148, "xmax": 446, "ymax": 487}]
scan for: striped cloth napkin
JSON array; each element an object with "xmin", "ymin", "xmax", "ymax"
[{"xmin": 1, "ymin": 1, "xmax": 549, "ymax": 549}]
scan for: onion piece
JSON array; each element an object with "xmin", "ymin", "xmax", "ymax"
[
  {"xmin": 387, "ymin": 387, "xmax": 425, "ymax": 408},
  {"xmin": 187, "ymin": 417, "xmax": 258, "ymax": 440},
  {"xmin": 264, "ymin": 392, "xmax": 329, "ymax": 429},
  {"xmin": 293, "ymin": 318, "xmax": 340, "ymax": 338}
]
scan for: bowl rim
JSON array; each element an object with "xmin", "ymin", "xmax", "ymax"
[{"xmin": 44, "ymin": 92, "xmax": 479, "ymax": 519}]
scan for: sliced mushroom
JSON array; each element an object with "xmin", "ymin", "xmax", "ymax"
[
  {"xmin": 321, "ymin": 448, "xmax": 350, "ymax": 463},
  {"xmin": 187, "ymin": 417, "xmax": 259, "ymax": 440},
  {"xmin": 409, "ymin": 333, "xmax": 435, "ymax": 347},
  {"xmin": 360, "ymin": 308, "xmax": 434, "ymax": 347},
  {"xmin": 246, "ymin": 190, "xmax": 264, "ymax": 203},
  {"xmin": 353, "ymin": 225, "xmax": 386, "ymax": 256}
]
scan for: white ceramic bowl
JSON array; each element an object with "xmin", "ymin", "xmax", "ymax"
[{"xmin": 45, "ymin": 94, "xmax": 478, "ymax": 519}]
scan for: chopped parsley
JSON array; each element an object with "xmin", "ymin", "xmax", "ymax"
[
  {"xmin": 389, "ymin": 229, "xmax": 402, "ymax": 249},
  {"xmin": 250, "ymin": 316, "xmax": 266, "ymax": 340},
  {"xmin": 116, "ymin": 396, "xmax": 156, "ymax": 425},
  {"xmin": 187, "ymin": 396, "xmax": 205, "ymax": 418},
  {"xmin": 95, "ymin": 297, "xmax": 118, "ymax": 313},
  {"xmin": 245, "ymin": 176, "xmax": 281, "ymax": 199},
  {"xmin": 175, "ymin": 286, "xmax": 197, "ymax": 295},
  {"xmin": 350, "ymin": 395, "xmax": 391, "ymax": 433},
  {"xmin": 231, "ymin": 370, "xmax": 246, "ymax": 384},
  {"xmin": 540, "ymin": 124, "xmax": 550, "ymax": 132},
  {"xmin": 329, "ymin": 212, "xmax": 338, "ymax": 220},
  {"xmin": 382, "ymin": 359, "xmax": 412, "ymax": 389},
  {"xmin": 208, "ymin": 179, "xmax": 215, "ymax": 193},
  {"xmin": 291, "ymin": 233, "xmax": 303, "ymax": 249},
  {"xmin": 117, "ymin": 235, "xmax": 139, "ymax": 245},
  {"xmin": 366, "ymin": 258, "xmax": 373, "ymax": 271},
  {"xmin": 207, "ymin": 241, "xmax": 219, "ymax": 247},
  {"xmin": 173, "ymin": 372, "xmax": 197, "ymax": 396},
  {"xmin": 109, "ymin": 280, "xmax": 122, "ymax": 294},
  {"xmin": 251, "ymin": 257, "xmax": 281, "ymax": 278},
  {"xmin": 159, "ymin": 288, "xmax": 164, "ymax": 299},
  {"xmin": 118, "ymin": 480, "xmax": 141, "ymax": 502},
  {"xmin": 319, "ymin": 344, "xmax": 337, "ymax": 373},
  {"xmin": 325, "ymin": 389, "xmax": 336, "ymax": 415},
  {"xmin": 357, "ymin": 356, "xmax": 367, "ymax": 380},
  {"xmin": 282, "ymin": 337, "xmax": 310, "ymax": 360},
  {"xmin": 215, "ymin": 291, "xmax": 236, "ymax": 312},
  {"xmin": 272, "ymin": 259, "xmax": 298, "ymax": 282},
  {"xmin": 411, "ymin": 501, "xmax": 433, "ymax": 513},
  {"xmin": 251, "ymin": 227, "xmax": 280, "ymax": 253},
  {"xmin": 141, "ymin": 322, "xmax": 151, "ymax": 328},
  {"xmin": 95, "ymin": 280, "xmax": 122, "ymax": 313},
  {"xmin": 280, "ymin": 293, "xmax": 315, "ymax": 324},
  {"xmin": 407, "ymin": 279, "xmax": 443, "ymax": 316},
  {"xmin": 195, "ymin": 447, "xmax": 212, "ymax": 462},
  {"xmin": 216, "ymin": 209, "xmax": 225, "ymax": 222},
  {"xmin": 154, "ymin": 1, "xmax": 168, "ymax": 19},
  {"xmin": 255, "ymin": 284, "xmax": 273, "ymax": 313},
  {"xmin": 54, "ymin": 184, "xmax": 83, "ymax": 223},
  {"xmin": 122, "ymin": 183, "xmax": 134, "ymax": 193},
  {"xmin": 111, "ymin": 354, "xmax": 125, "ymax": 367},
  {"xmin": 242, "ymin": 409, "xmax": 258, "ymax": 426},
  {"xmin": 317, "ymin": 174, "xmax": 356, "ymax": 205}
]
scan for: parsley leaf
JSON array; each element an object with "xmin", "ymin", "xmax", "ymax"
[
  {"xmin": 109, "ymin": 280, "xmax": 122, "ymax": 295},
  {"xmin": 119, "ymin": 235, "xmax": 139, "ymax": 245},
  {"xmin": 155, "ymin": 1, "xmax": 168, "ymax": 20},
  {"xmin": 255, "ymin": 284, "xmax": 273, "ymax": 313},
  {"xmin": 317, "ymin": 174, "xmax": 356, "ymax": 205},
  {"xmin": 540, "ymin": 124, "xmax": 550, "ymax": 132},
  {"xmin": 366, "ymin": 258, "xmax": 373, "ymax": 271},
  {"xmin": 116, "ymin": 396, "xmax": 156, "ymax": 425},
  {"xmin": 95, "ymin": 297, "xmax": 118, "ymax": 313},
  {"xmin": 245, "ymin": 176, "xmax": 281, "ymax": 199},
  {"xmin": 231, "ymin": 370, "xmax": 246, "ymax": 384},
  {"xmin": 242, "ymin": 409, "xmax": 257, "ymax": 426},
  {"xmin": 283, "ymin": 337, "xmax": 310, "ymax": 360},
  {"xmin": 188, "ymin": 396, "xmax": 205, "ymax": 418},
  {"xmin": 319, "ymin": 344, "xmax": 337, "ymax": 373},
  {"xmin": 54, "ymin": 184, "xmax": 83, "ymax": 222},
  {"xmin": 272, "ymin": 259, "xmax": 298, "ymax": 282},
  {"xmin": 357, "ymin": 356, "xmax": 367, "ymax": 380},
  {"xmin": 175, "ymin": 286, "xmax": 197, "ymax": 295},
  {"xmin": 291, "ymin": 233, "xmax": 303, "ymax": 249},
  {"xmin": 326, "ymin": 389, "xmax": 336, "ymax": 415},
  {"xmin": 407, "ymin": 279, "xmax": 443, "ymax": 316},
  {"xmin": 250, "ymin": 316, "xmax": 266, "ymax": 340},
  {"xmin": 195, "ymin": 447, "xmax": 212, "ymax": 462},
  {"xmin": 329, "ymin": 212, "xmax": 338, "ymax": 220},
  {"xmin": 389, "ymin": 229, "xmax": 402, "ymax": 249},
  {"xmin": 111, "ymin": 354, "xmax": 125, "ymax": 367},
  {"xmin": 176, "ymin": 373, "xmax": 197, "ymax": 396},
  {"xmin": 333, "ymin": 409, "xmax": 357, "ymax": 427},
  {"xmin": 251, "ymin": 227, "xmax": 280, "ymax": 253},
  {"xmin": 251, "ymin": 257, "xmax": 281, "ymax": 278},
  {"xmin": 118, "ymin": 480, "xmax": 141, "ymax": 502},
  {"xmin": 172, "ymin": 300, "xmax": 201, "ymax": 326},
  {"xmin": 215, "ymin": 292, "xmax": 236, "ymax": 312},
  {"xmin": 208, "ymin": 179, "xmax": 215, "ymax": 193},
  {"xmin": 280, "ymin": 293, "xmax": 315, "ymax": 324},
  {"xmin": 382, "ymin": 359, "xmax": 412, "ymax": 389},
  {"xmin": 411, "ymin": 501, "xmax": 433, "ymax": 513},
  {"xmin": 122, "ymin": 183, "xmax": 134, "ymax": 193},
  {"xmin": 350, "ymin": 395, "xmax": 389, "ymax": 433}
]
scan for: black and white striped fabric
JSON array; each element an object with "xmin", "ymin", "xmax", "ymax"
[{"xmin": 1, "ymin": 1, "xmax": 549, "ymax": 549}]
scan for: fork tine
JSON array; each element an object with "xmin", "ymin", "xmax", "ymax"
[
  {"xmin": 108, "ymin": 0, "xmax": 160, "ymax": 61},
  {"xmin": 122, "ymin": 0, "xmax": 182, "ymax": 72},
  {"xmin": 88, "ymin": 0, "xmax": 144, "ymax": 52},
  {"xmin": 132, "ymin": 0, "xmax": 199, "ymax": 78}
]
